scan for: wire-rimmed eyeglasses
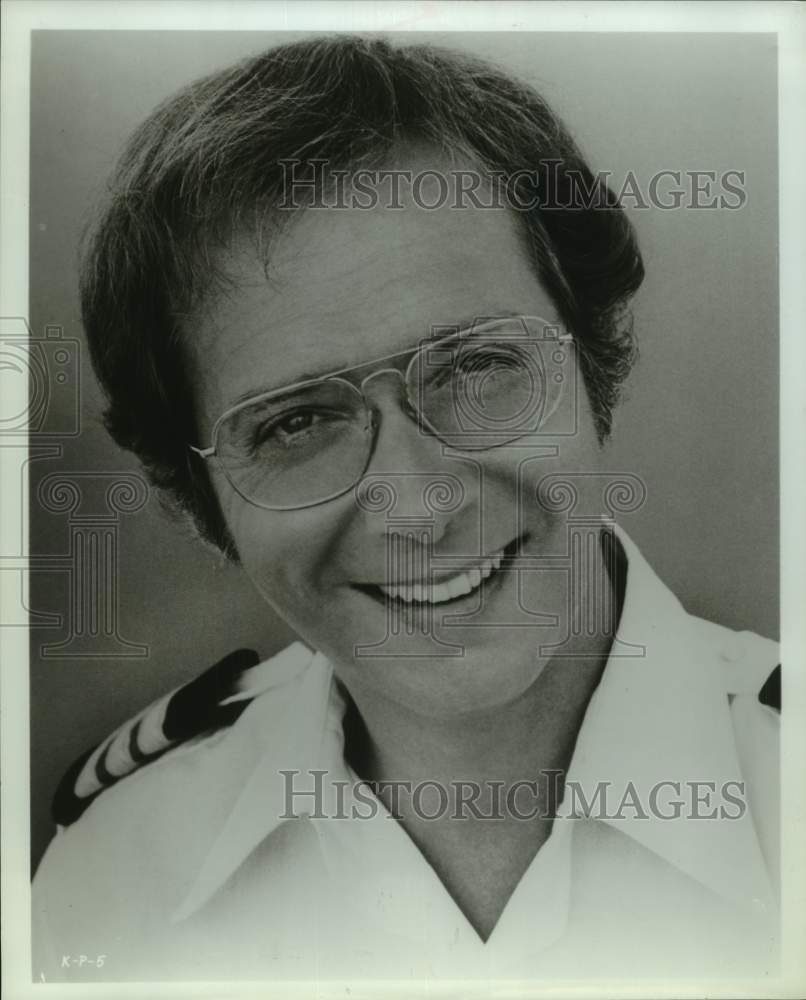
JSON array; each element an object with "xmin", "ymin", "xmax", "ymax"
[{"xmin": 189, "ymin": 315, "xmax": 574, "ymax": 511}]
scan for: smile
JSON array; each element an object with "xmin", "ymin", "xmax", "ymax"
[
  {"xmin": 356, "ymin": 536, "xmax": 524, "ymax": 607},
  {"xmin": 379, "ymin": 549, "xmax": 503, "ymax": 604}
]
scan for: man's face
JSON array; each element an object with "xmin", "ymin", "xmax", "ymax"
[{"xmin": 188, "ymin": 172, "xmax": 607, "ymax": 718}]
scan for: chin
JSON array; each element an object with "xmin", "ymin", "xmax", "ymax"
[{"xmin": 331, "ymin": 630, "xmax": 547, "ymax": 719}]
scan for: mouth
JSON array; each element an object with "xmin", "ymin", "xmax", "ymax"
[{"xmin": 354, "ymin": 535, "xmax": 527, "ymax": 609}]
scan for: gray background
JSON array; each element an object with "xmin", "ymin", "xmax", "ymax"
[{"xmin": 29, "ymin": 30, "xmax": 778, "ymax": 871}]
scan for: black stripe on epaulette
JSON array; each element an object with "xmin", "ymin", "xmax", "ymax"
[
  {"xmin": 758, "ymin": 664, "xmax": 781, "ymax": 712},
  {"xmin": 51, "ymin": 744, "xmax": 103, "ymax": 827},
  {"xmin": 51, "ymin": 648, "xmax": 261, "ymax": 828},
  {"xmin": 163, "ymin": 648, "xmax": 260, "ymax": 741}
]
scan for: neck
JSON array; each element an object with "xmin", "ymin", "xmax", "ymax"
[
  {"xmin": 339, "ymin": 526, "xmax": 625, "ymax": 825},
  {"xmin": 342, "ymin": 632, "xmax": 610, "ymax": 803},
  {"xmin": 338, "ymin": 528, "xmax": 624, "ymax": 942}
]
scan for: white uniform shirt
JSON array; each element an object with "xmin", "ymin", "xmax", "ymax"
[{"xmin": 32, "ymin": 529, "xmax": 780, "ymax": 982}]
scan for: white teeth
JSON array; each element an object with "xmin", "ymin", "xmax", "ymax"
[
  {"xmin": 448, "ymin": 575, "xmax": 471, "ymax": 599},
  {"xmin": 376, "ymin": 546, "xmax": 508, "ymax": 605}
]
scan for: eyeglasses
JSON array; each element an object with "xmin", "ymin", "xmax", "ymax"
[{"xmin": 189, "ymin": 315, "xmax": 574, "ymax": 511}]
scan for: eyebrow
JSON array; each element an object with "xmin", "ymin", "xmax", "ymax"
[{"xmin": 223, "ymin": 310, "xmax": 527, "ymax": 412}]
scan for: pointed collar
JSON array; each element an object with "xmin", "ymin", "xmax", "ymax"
[
  {"xmin": 172, "ymin": 527, "xmax": 775, "ymax": 923},
  {"xmin": 171, "ymin": 642, "xmax": 338, "ymax": 922},
  {"xmin": 559, "ymin": 527, "xmax": 775, "ymax": 916}
]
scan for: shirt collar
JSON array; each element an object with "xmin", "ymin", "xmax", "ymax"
[
  {"xmin": 172, "ymin": 526, "xmax": 775, "ymax": 923},
  {"xmin": 559, "ymin": 527, "xmax": 776, "ymax": 916}
]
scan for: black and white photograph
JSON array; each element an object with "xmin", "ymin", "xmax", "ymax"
[{"xmin": 1, "ymin": 1, "xmax": 805, "ymax": 997}]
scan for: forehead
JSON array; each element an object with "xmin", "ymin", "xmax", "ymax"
[{"xmin": 188, "ymin": 183, "xmax": 560, "ymax": 431}]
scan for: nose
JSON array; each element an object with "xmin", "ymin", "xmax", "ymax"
[{"xmin": 354, "ymin": 371, "xmax": 473, "ymax": 543}]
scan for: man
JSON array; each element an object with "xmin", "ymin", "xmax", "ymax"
[{"xmin": 32, "ymin": 35, "xmax": 780, "ymax": 983}]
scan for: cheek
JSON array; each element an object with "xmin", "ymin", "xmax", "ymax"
[
  {"xmin": 475, "ymin": 422, "xmax": 603, "ymax": 531},
  {"xmin": 223, "ymin": 494, "xmax": 351, "ymax": 605}
]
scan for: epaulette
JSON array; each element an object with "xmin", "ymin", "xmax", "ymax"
[
  {"xmin": 52, "ymin": 648, "xmax": 263, "ymax": 828},
  {"xmin": 759, "ymin": 664, "xmax": 781, "ymax": 712}
]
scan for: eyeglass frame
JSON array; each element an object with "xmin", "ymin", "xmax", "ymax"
[{"xmin": 189, "ymin": 315, "xmax": 574, "ymax": 511}]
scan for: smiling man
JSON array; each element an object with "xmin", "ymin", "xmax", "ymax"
[{"xmin": 32, "ymin": 35, "xmax": 780, "ymax": 983}]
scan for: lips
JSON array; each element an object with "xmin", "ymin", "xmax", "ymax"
[
  {"xmin": 378, "ymin": 547, "xmax": 503, "ymax": 604},
  {"xmin": 354, "ymin": 536, "xmax": 524, "ymax": 608}
]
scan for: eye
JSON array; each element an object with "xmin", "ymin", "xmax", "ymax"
[
  {"xmin": 275, "ymin": 411, "xmax": 317, "ymax": 437},
  {"xmin": 256, "ymin": 408, "xmax": 326, "ymax": 445},
  {"xmin": 248, "ymin": 406, "xmax": 355, "ymax": 455}
]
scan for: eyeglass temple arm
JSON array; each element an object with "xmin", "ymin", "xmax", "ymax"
[{"xmin": 189, "ymin": 445, "xmax": 215, "ymax": 459}]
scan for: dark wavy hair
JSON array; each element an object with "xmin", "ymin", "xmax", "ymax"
[{"xmin": 81, "ymin": 35, "xmax": 644, "ymax": 558}]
